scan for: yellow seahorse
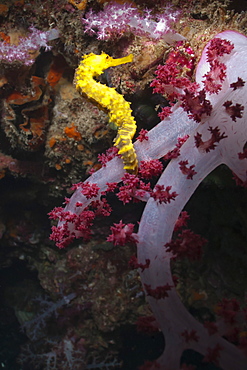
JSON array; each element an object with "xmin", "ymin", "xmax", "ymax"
[{"xmin": 74, "ymin": 52, "xmax": 138, "ymax": 174}]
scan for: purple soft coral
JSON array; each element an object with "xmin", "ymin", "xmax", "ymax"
[
  {"xmin": 0, "ymin": 27, "xmax": 59, "ymax": 65},
  {"xmin": 50, "ymin": 30, "xmax": 247, "ymax": 368},
  {"xmin": 82, "ymin": 1, "xmax": 184, "ymax": 43}
]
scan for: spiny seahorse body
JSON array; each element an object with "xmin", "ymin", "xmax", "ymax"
[{"xmin": 74, "ymin": 52, "xmax": 138, "ymax": 174}]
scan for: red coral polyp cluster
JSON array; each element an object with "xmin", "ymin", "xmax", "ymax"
[
  {"xmin": 206, "ymin": 37, "xmax": 234, "ymax": 63},
  {"xmin": 106, "ymin": 220, "xmax": 137, "ymax": 246},
  {"xmin": 151, "ymin": 184, "xmax": 177, "ymax": 204},
  {"xmin": 165, "ymin": 229, "xmax": 206, "ymax": 261},
  {"xmin": 223, "ymin": 100, "xmax": 244, "ymax": 121},
  {"xmin": 194, "ymin": 126, "xmax": 227, "ymax": 153},
  {"xmin": 150, "ymin": 41, "xmax": 197, "ymax": 103}
]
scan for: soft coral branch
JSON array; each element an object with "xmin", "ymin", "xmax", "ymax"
[
  {"xmin": 137, "ymin": 31, "xmax": 247, "ymax": 369},
  {"xmin": 50, "ymin": 31, "xmax": 247, "ymax": 368}
]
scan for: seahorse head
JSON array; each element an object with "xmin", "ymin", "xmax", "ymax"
[{"xmin": 81, "ymin": 52, "xmax": 133, "ymax": 77}]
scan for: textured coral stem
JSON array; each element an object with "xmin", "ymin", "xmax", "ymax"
[
  {"xmin": 137, "ymin": 30, "xmax": 247, "ymax": 369},
  {"xmin": 137, "ymin": 140, "xmax": 247, "ymax": 369}
]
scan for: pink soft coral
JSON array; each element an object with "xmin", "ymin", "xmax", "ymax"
[
  {"xmin": 82, "ymin": 1, "xmax": 184, "ymax": 43},
  {"xmin": 50, "ymin": 31, "xmax": 247, "ymax": 369}
]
